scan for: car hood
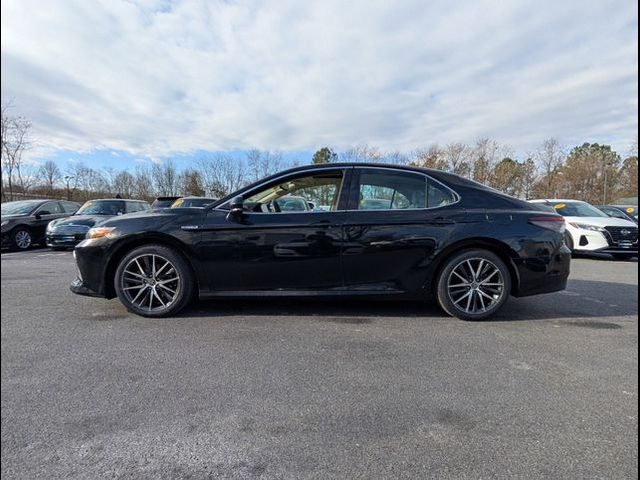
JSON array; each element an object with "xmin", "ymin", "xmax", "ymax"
[
  {"xmin": 51, "ymin": 215, "xmax": 113, "ymax": 228},
  {"xmin": 564, "ymin": 216, "xmax": 637, "ymax": 228}
]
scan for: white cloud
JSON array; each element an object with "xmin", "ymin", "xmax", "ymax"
[{"xmin": 1, "ymin": 0, "xmax": 637, "ymax": 158}]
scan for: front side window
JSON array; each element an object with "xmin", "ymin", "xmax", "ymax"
[
  {"xmin": 245, "ymin": 170, "xmax": 345, "ymax": 213},
  {"xmin": 61, "ymin": 201, "xmax": 79, "ymax": 214}
]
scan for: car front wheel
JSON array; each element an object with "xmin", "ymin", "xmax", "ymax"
[
  {"xmin": 12, "ymin": 227, "xmax": 33, "ymax": 250},
  {"xmin": 436, "ymin": 249, "xmax": 511, "ymax": 321},
  {"xmin": 114, "ymin": 244, "xmax": 194, "ymax": 317}
]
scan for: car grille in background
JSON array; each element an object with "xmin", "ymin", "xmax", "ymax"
[
  {"xmin": 604, "ymin": 226, "xmax": 638, "ymax": 246},
  {"xmin": 54, "ymin": 224, "xmax": 90, "ymax": 234}
]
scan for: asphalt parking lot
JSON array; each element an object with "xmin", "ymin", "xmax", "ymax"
[{"xmin": 1, "ymin": 249, "xmax": 638, "ymax": 479}]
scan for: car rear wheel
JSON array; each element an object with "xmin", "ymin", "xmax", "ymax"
[
  {"xmin": 114, "ymin": 244, "xmax": 194, "ymax": 317},
  {"xmin": 12, "ymin": 227, "xmax": 33, "ymax": 250},
  {"xmin": 436, "ymin": 249, "xmax": 511, "ymax": 321}
]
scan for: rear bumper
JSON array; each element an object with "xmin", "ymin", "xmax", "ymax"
[{"xmin": 512, "ymin": 245, "xmax": 571, "ymax": 297}]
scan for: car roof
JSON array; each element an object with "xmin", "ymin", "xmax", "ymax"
[
  {"xmin": 86, "ymin": 198, "xmax": 146, "ymax": 203},
  {"xmin": 529, "ymin": 199, "xmax": 587, "ymax": 203}
]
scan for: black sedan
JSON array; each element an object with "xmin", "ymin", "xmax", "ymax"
[
  {"xmin": 70, "ymin": 163, "xmax": 571, "ymax": 321},
  {"xmin": 46, "ymin": 199, "xmax": 151, "ymax": 249},
  {"xmin": 597, "ymin": 205, "xmax": 638, "ymax": 224},
  {"xmin": 1, "ymin": 199, "xmax": 80, "ymax": 250}
]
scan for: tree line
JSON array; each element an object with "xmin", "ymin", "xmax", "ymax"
[{"xmin": 1, "ymin": 105, "xmax": 637, "ymax": 205}]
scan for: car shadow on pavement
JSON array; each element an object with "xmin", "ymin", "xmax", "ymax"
[{"xmin": 176, "ymin": 279, "xmax": 638, "ymax": 323}]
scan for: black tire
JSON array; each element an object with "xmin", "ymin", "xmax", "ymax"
[
  {"xmin": 564, "ymin": 231, "xmax": 574, "ymax": 252},
  {"xmin": 436, "ymin": 249, "xmax": 512, "ymax": 321},
  {"xmin": 114, "ymin": 244, "xmax": 195, "ymax": 317},
  {"xmin": 11, "ymin": 227, "xmax": 33, "ymax": 250}
]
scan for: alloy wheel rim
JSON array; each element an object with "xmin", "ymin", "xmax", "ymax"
[
  {"xmin": 121, "ymin": 254, "xmax": 180, "ymax": 312},
  {"xmin": 447, "ymin": 258, "xmax": 505, "ymax": 315},
  {"xmin": 15, "ymin": 230, "xmax": 31, "ymax": 249}
]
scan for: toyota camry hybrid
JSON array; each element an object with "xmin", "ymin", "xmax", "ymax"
[{"xmin": 70, "ymin": 163, "xmax": 571, "ymax": 320}]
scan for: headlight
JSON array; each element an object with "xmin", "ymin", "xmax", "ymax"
[
  {"xmin": 569, "ymin": 223, "xmax": 605, "ymax": 232},
  {"xmin": 86, "ymin": 226, "xmax": 117, "ymax": 239},
  {"xmin": 1, "ymin": 220, "xmax": 8, "ymax": 228},
  {"xmin": 46, "ymin": 221, "xmax": 58, "ymax": 233}
]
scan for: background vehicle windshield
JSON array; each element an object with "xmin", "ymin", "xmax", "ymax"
[
  {"xmin": 553, "ymin": 202, "xmax": 609, "ymax": 217},
  {"xmin": 76, "ymin": 200, "xmax": 125, "ymax": 216},
  {"xmin": 1, "ymin": 201, "xmax": 39, "ymax": 216}
]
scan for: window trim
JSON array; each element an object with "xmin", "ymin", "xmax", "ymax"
[{"xmin": 346, "ymin": 166, "xmax": 461, "ymax": 212}]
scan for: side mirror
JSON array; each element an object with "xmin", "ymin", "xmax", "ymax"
[{"xmin": 226, "ymin": 196, "xmax": 245, "ymax": 221}]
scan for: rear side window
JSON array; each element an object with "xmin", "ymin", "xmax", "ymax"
[
  {"xmin": 427, "ymin": 179, "xmax": 458, "ymax": 208},
  {"xmin": 127, "ymin": 202, "xmax": 150, "ymax": 213},
  {"xmin": 61, "ymin": 201, "xmax": 79, "ymax": 213},
  {"xmin": 357, "ymin": 169, "xmax": 426, "ymax": 210}
]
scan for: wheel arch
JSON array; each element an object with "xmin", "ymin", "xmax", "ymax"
[
  {"xmin": 429, "ymin": 237, "xmax": 521, "ymax": 296},
  {"xmin": 103, "ymin": 233, "xmax": 200, "ymax": 299}
]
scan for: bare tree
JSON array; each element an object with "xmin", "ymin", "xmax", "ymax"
[
  {"xmin": 246, "ymin": 149, "xmax": 284, "ymax": 183},
  {"xmin": 1, "ymin": 104, "xmax": 32, "ymax": 201},
  {"xmin": 133, "ymin": 165, "xmax": 154, "ymax": 200},
  {"xmin": 339, "ymin": 145, "xmax": 382, "ymax": 163},
  {"xmin": 411, "ymin": 145, "xmax": 446, "ymax": 170},
  {"xmin": 534, "ymin": 138, "xmax": 565, "ymax": 198},
  {"xmin": 151, "ymin": 159, "xmax": 179, "ymax": 196},
  {"xmin": 39, "ymin": 160, "xmax": 62, "ymax": 195},
  {"xmin": 113, "ymin": 171, "xmax": 136, "ymax": 198},
  {"xmin": 471, "ymin": 138, "xmax": 504, "ymax": 186},
  {"xmin": 443, "ymin": 142, "xmax": 471, "ymax": 176},
  {"xmin": 197, "ymin": 154, "xmax": 246, "ymax": 198}
]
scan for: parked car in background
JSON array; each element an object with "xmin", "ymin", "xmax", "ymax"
[
  {"xmin": 530, "ymin": 199, "xmax": 638, "ymax": 259},
  {"xmin": 597, "ymin": 205, "xmax": 638, "ymax": 224},
  {"xmin": 70, "ymin": 163, "xmax": 571, "ymax": 321},
  {"xmin": 151, "ymin": 196, "xmax": 182, "ymax": 212},
  {"xmin": 170, "ymin": 197, "xmax": 218, "ymax": 208},
  {"xmin": 46, "ymin": 199, "xmax": 151, "ymax": 249},
  {"xmin": 1, "ymin": 199, "xmax": 80, "ymax": 250}
]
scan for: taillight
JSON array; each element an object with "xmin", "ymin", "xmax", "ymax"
[{"xmin": 528, "ymin": 215, "xmax": 566, "ymax": 233}]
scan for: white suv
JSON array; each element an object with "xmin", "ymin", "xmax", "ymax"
[{"xmin": 529, "ymin": 199, "xmax": 638, "ymax": 260}]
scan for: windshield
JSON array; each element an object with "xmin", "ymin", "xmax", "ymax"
[
  {"xmin": 552, "ymin": 201, "xmax": 609, "ymax": 218},
  {"xmin": 76, "ymin": 200, "xmax": 125, "ymax": 216},
  {"xmin": 1, "ymin": 201, "xmax": 39, "ymax": 216}
]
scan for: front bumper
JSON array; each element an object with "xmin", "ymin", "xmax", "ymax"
[
  {"xmin": 69, "ymin": 238, "xmax": 112, "ymax": 299},
  {"xmin": 46, "ymin": 233, "xmax": 86, "ymax": 248},
  {"xmin": 70, "ymin": 276, "xmax": 105, "ymax": 297}
]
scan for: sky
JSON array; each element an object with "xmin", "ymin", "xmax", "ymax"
[{"xmin": 1, "ymin": 0, "xmax": 638, "ymax": 172}]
